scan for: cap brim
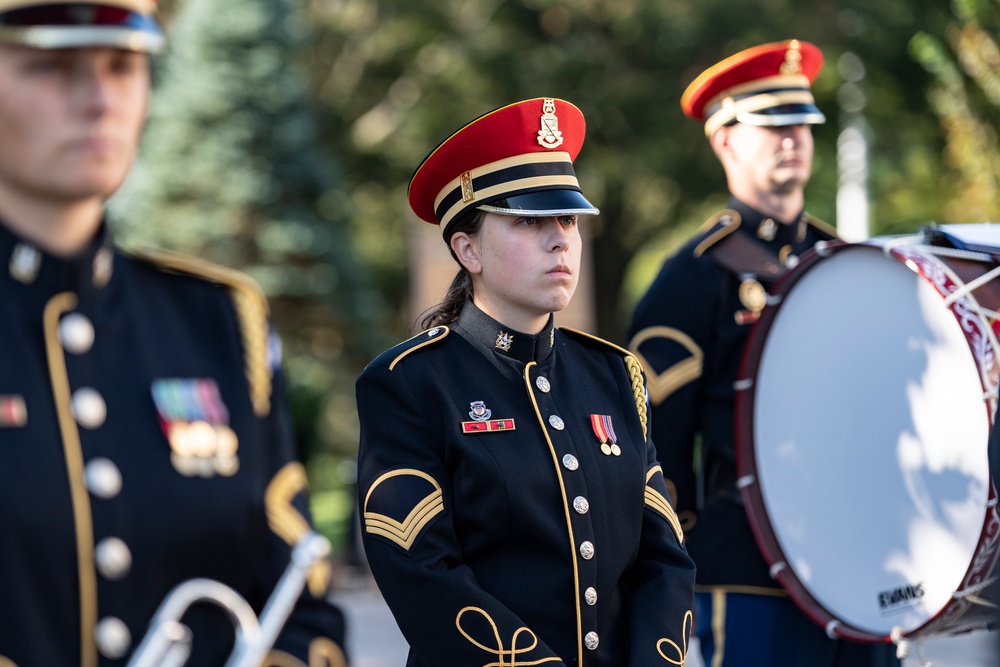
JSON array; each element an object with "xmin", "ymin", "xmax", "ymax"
[
  {"xmin": 476, "ymin": 189, "xmax": 600, "ymax": 218},
  {"xmin": 736, "ymin": 103, "xmax": 826, "ymax": 127}
]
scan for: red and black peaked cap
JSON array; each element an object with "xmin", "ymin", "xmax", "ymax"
[
  {"xmin": 0, "ymin": 0, "xmax": 164, "ymax": 53},
  {"xmin": 408, "ymin": 97, "xmax": 600, "ymax": 233},
  {"xmin": 682, "ymin": 39, "xmax": 825, "ymax": 137}
]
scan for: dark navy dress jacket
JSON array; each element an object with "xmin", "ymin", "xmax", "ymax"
[
  {"xmin": 357, "ymin": 302, "xmax": 695, "ymax": 666},
  {"xmin": 0, "ymin": 222, "xmax": 346, "ymax": 667}
]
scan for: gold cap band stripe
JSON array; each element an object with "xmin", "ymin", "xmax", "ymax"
[
  {"xmin": 438, "ymin": 174, "xmax": 581, "ymax": 230},
  {"xmin": 704, "ymin": 89, "xmax": 817, "ymax": 136},
  {"xmin": 432, "ymin": 151, "xmax": 572, "ymax": 213}
]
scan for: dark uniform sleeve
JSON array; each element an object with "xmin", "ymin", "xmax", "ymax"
[
  {"xmin": 626, "ymin": 454, "xmax": 695, "ymax": 665},
  {"xmin": 626, "ymin": 423, "xmax": 697, "ymax": 665},
  {"xmin": 356, "ymin": 356, "xmax": 566, "ymax": 666},
  {"xmin": 627, "ymin": 240, "xmax": 723, "ymax": 532}
]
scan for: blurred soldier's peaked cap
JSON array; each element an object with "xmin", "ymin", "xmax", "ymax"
[
  {"xmin": 681, "ymin": 39, "xmax": 825, "ymax": 137},
  {"xmin": 408, "ymin": 97, "xmax": 600, "ymax": 233},
  {"xmin": 0, "ymin": 0, "xmax": 163, "ymax": 53}
]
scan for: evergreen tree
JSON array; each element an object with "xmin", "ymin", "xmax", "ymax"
[{"xmin": 111, "ymin": 0, "xmax": 384, "ymax": 496}]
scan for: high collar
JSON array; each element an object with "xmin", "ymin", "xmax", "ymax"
[
  {"xmin": 0, "ymin": 219, "xmax": 115, "ymax": 298},
  {"xmin": 728, "ymin": 197, "xmax": 807, "ymax": 246},
  {"xmin": 453, "ymin": 300, "xmax": 555, "ymax": 366}
]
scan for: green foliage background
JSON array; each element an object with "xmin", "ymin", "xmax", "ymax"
[{"xmin": 111, "ymin": 0, "xmax": 999, "ymax": 552}]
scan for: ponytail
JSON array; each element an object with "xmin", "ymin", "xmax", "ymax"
[
  {"xmin": 419, "ymin": 269, "xmax": 473, "ymax": 330},
  {"xmin": 416, "ymin": 206, "xmax": 493, "ymax": 331}
]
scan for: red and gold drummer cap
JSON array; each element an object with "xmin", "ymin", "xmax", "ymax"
[
  {"xmin": 681, "ymin": 39, "xmax": 825, "ymax": 137},
  {"xmin": 408, "ymin": 97, "xmax": 600, "ymax": 233},
  {"xmin": 0, "ymin": 0, "xmax": 164, "ymax": 53}
]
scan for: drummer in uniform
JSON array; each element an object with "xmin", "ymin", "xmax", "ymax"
[
  {"xmin": 627, "ymin": 40, "xmax": 900, "ymax": 666},
  {"xmin": 356, "ymin": 98, "xmax": 696, "ymax": 665},
  {"xmin": 0, "ymin": 1, "xmax": 347, "ymax": 665}
]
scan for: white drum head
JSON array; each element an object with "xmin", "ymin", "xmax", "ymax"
[{"xmin": 746, "ymin": 244, "xmax": 992, "ymax": 638}]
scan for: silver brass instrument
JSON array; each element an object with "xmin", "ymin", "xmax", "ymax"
[{"xmin": 128, "ymin": 531, "xmax": 332, "ymax": 667}]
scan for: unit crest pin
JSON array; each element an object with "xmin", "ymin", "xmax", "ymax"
[
  {"xmin": 495, "ymin": 331, "xmax": 514, "ymax": 351},
  {"xmin": 469, "ymin": 401, "xmax": 492, "ymax": 421},
  {"xmin": 757, "ymin": 218, "xmax": 777, "ymax": 241}
]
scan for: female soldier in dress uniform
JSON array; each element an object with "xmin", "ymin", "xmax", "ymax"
[
  {"xmin": 356, "ymin": 98, "xmax": 695, "ymax": 666},
  {"xmin": 0, "ymin": 2, "xmax": 346, "ymax": 665}
]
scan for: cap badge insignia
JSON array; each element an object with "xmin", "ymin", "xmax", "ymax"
[
  {"xmin": 537, "ymin": 98, "xmax": 564, "ymax": 149},
  {"xmin": 0, "ymin": 395, "xmax": 27, "ymax": 428},
  {"xmin": 590, "ymin": 414, "xmax": 621, "ymax": 456},
  {"xmin": 460, "ymin": 170, "xmax": 475, "ymax": 204},
  {"xmin": 151, "ymin": 378, "xmax": 239, "ymax": 478},
  {"xmin": 462, "ymin": 400, "xmax": 515, "ymax": 433},
  {"xmin": 495, "ymin": 331, "xmax": 514, "ymax": 351},
  {"xmin": 469, "ymin": 400, "xmax": 492, "ymax": 421},
  {"xmin": 757, "ymin": 218, "xmax": 777, "ymax": 241},
  {"xmin": 781, "ymin": 40, "xmax": 802, "ymax": 75}
]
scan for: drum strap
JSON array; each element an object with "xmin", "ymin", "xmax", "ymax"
[
  {"xmin": 707, "ymin": 230, "xmax": 784, "ymax": 280},
  {"xmin": 705, "ymin": 453, "xmax": 742, "ymax": 506}
]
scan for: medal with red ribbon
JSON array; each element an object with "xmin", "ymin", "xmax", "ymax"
[{"xmin": 590, "ymin": 414, "xmax": 621, "ymax": 456}]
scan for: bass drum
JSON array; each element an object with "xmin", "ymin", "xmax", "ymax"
[{"xmin": 735, "ymin": 225, "xmax": 1000, "ymax": 644}]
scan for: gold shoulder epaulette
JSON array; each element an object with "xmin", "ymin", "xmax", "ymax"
[
  {"xmin": 389, "ymin": 326, "xmax": 450, "ymax": 370},
  {"xmin": 130, "ymin": 246, "xmax": 273, "ymax": 417},
  {"xmin": 694, "ymin": 209, "xmax": 742, "ymax": 257},
  {"xmin": 560, "ymin": 327, "xmax": 648, "ymax": 441},
  {"xmin": 804, "ymin": 213, "xmax": 840, "ymax": 240}
]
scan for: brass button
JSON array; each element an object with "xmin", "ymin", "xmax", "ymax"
[
  {"xmin": 579, "ymin": 541, "xmax": 595, "ymax": 560},
  {"xmin": 585, "ymin": 587, "xmax": 598, "ymax": 605},
  {"xmin": 573, "ymin": 496, "xmax": 589, "ymax": 514},
  {"xmin": 95, "ymin": 537, "xmax": 132, "ymax": 581},
  {"xmin": 535, "ymin": 376, "xmax": 551, "ymax": 393},
  {"xmin": 59, "ymin": 313, "xmax": 95, "ymax": 355},
  {"xmin": 585, "ymin": 631, "xmax": 599, "ymax": 650},
  {"xmin": 548, "ymin": 415, "xmax": 565, "ymax": 430},
  {"xmin": 95, "ymin": 617, "xmax": 131, "ymax": 659},
  {"xmin": 85, "ymin": 458, "xmax": 122, "ymax": 499},
  {"xmin": 562, "ymin": 454, "xmax": 579, "ymax": 471},
  {"xmin": 71, "ymin": 387, "xmax": 106, "ymax": 429}
]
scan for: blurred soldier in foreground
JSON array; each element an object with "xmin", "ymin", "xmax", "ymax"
[{"xmin": 0, "ymin": 1, "xmax": 347, "ymax": 664}]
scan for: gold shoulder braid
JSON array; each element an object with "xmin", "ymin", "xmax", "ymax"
[
  {"xmin": 131, "ymin": 247, "xmax": 273, "ymax": 417},
  {"xmin": 624, "ymin": 354, "xmax": 648, "ymax": 441}
]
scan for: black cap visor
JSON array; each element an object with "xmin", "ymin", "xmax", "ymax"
[
  {"xmin": 736, "ymin": 102, "xmax": 826, "ymax": 127},
  {"xmin": 476, "ymin": 189, "xmax": 600, "ymax": 218}
]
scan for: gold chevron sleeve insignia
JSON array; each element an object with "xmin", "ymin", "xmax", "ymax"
[
  {"xmin": 628, "ymin": 326, "xmax": 703, "ymax": 407},
  {"xmin": 363, "ymin": 469, "xmax": 445, "ymax": 552},
  {"xmin": 645, "ymin": 466, "xmax": 684, "ymax": 544},
  {"xmin": 265, "ymin": 462, "xmax": 332, "ymax": 596}
]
